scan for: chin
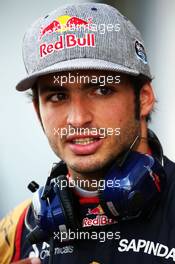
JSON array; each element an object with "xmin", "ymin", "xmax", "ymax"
[
  {"xmin": 69, "ymin": 164, "xmax": 102, "ymax": 174},
  {"xmin": 66, "ymin": 155, "xmax": 113, "ymax": 174}
]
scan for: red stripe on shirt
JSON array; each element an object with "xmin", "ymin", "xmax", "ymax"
[{"xmin": 12, "ymin": 206, "xmax": 29, "ymax": 261}]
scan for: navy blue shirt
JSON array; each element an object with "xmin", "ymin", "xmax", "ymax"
[{"xmin": 21, "ymin": 156, "xmax": 175, "ymax": 264}]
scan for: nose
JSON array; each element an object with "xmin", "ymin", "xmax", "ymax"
[{"xmin": 66, "ymin": 97, "xmax": 93, "ymax": 128}]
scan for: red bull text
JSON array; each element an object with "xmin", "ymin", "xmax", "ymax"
[
  {"xmin": 83, "ymin": 215, "xmax": 114, "ymax": 227},
  {"xmin": 40, "ymin": 33, "xmax": 95, "ymax": 58}
]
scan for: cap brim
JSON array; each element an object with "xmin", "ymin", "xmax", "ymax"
[{"xmin": 16, "ymin": 58, "xmax": 139, "ymax": 91}]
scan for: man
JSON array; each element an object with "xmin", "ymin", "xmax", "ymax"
[{"xmin": 1, "ymin": 2, "xmax": 175, "ymax": 264}]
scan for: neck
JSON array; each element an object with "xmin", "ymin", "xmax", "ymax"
[
  {"xmin": 136, "ymin": 119, "xmax": 149, "ymax": 154},
  {"xmin": 68, "ymin": 169, "xmax": 107, "ymax": 191}
]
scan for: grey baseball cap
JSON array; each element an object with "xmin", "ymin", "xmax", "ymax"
[{"xmin": 16, "ymin": 3, "xmax": 152, "ymax": 91}]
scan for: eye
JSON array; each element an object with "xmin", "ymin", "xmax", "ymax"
[
  {"xmin": 94, "ymin": 86, "xmax": 113, "ymax": 96},
  {"xmin": 48, "ymin": 92, "xmax": 68, "ymax": 102}
]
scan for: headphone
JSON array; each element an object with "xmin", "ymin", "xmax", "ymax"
[{"xmin": 27, "ymin": 129, "xmax": 166, "ymax": 244}]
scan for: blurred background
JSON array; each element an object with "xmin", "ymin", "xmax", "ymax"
[{"xmin": 0, "ymin": 0, "xmax": 175, "ymax": 218}]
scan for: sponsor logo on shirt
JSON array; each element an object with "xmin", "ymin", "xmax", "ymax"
[
  {"xmin": 83, "ymin": 204, "xmax": 116, "ymax": 227},
  {"xmin": 118, "ymin": 239, "xmax": 175, "ymax": 262},
  {"xmin": 29, "ymin": 242, "xmax": 74, "ymax": 260}
]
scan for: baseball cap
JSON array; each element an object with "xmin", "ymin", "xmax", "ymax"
[{"xmin": 16, "ymin": 3, "xmax": 152, "ymax": 91}]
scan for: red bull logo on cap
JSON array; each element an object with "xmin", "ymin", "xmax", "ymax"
[
  {"xmin": 39, "ymin": 15, "xmax": 95, "ymax": 58},
  {"xmin": 39, "ymin": 15, "xmax": 93, "ymax": 40},
  {"xmin": 39, "ymin": 20, "xmax": 61, "ymax": 41},
  {"xmin": 40, "ymin": 33, "xmax": 95, "ymax": 58}
]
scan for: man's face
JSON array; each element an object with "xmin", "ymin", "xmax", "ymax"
[{"xmin": 36, "ymin": 70, "xmax": 140, "ymax": 176}]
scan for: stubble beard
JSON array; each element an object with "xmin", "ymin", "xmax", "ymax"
[{"xmin": 47, "ymin": 119, "xmax": 141, "ymax": 177}]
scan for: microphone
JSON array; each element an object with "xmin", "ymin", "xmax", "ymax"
[{"xmin": 118, "ymin": 135, "xmax": 140, "ymax": 167}]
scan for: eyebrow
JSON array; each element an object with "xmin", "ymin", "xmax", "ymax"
[
  {"xmin": 84, "ymin": 81, "xmax": 108, "ymax": 87},
  {"xmin": 38, "ymin": 80, "xmax": 116, "ymax": 95},
  {"xmin": 38, "ymin": 84, "xmax": 67, "ymax": 95}
]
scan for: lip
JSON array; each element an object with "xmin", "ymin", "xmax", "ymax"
[
  {"xmin": 66, "ymin": 134, "xmax": 102, "ymax": 142},
  {"xmin": 66, "ymin": 135, "xmax": 104, "ymax": 155}
]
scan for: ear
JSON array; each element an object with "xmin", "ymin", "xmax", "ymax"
[{"xmin": 140, "ymin": 83, "xmax": 155, "ymax": 118}]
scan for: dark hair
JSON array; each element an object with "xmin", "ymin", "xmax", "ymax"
[
  {"xmin": 29, "ymin": 83, "xmax": 38, "ymax": 105},
  {"xmin": 28, "ymin": 74, "xmax": 153, "ymax": 122}
]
